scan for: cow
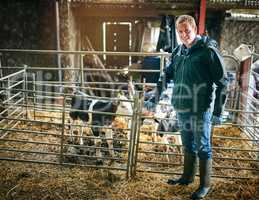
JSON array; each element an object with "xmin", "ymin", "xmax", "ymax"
[{"xmin": 69, "ymin": 87, "xmax": 133, "ymax": 165}]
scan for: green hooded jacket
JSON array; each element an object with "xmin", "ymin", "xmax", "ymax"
[{"xmin": 159, "ymin": 36, "xmax": 228, "ymax": 116}]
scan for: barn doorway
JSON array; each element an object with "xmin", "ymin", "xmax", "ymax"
[{"xmin": 103, "ymin": 22, "xmax": 132, "ymax": 67}]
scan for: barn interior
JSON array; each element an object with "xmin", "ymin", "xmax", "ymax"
[{"xmin": 0, "ymin": 0, "xmax": 259, "ymax": 199}]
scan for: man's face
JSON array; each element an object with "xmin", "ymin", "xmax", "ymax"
[{"xmin": 177, "ymin": 22, "xmax": 197, "ymax": 48}]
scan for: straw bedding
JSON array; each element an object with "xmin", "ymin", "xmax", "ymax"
[
  {"xmin": 0, "ymin": 161, "xmax": 258, "ymax": 200},
  {"xmin": 0, "ymin": 112, "xmax": 258, "ymax": 199}
]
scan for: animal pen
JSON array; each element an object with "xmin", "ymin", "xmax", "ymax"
[{"xmin": 0, "ymin": 49, "xmax": 258, "ymax": 182}]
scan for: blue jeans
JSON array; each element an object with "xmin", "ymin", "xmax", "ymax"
[{"xmin": 177, "ymin": 110, "xmax": 212, "ymax": 159}]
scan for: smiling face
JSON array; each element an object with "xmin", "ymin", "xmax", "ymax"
[{"xmin": 176, "ymin": 21, "xmax": 197, "ymax": 48}]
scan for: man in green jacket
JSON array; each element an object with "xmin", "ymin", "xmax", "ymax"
[{"xmin": 157, "ymin": 15, "xmax": 228, "ymax": 199}]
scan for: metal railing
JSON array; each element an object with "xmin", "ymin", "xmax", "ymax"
[
  {"xmin": 0, "ymin": 49, "xmax": 258, "ymax": 180},
  {"xmin": 0, "ymin": 69, "xmax": 26, "ymax": 138}
]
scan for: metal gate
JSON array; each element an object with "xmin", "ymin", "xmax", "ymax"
[{"xmin": 0, "ymin": 49, "xmax": 258, "ymax": 180}]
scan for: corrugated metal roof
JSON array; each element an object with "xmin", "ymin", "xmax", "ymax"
[
  {"xmin": 226, "ymin": 10, "xmax": 259, "ymax": 21},
  {"xmin": 68, "ymin": 0, "xmax": 259, "ymax": 9}
]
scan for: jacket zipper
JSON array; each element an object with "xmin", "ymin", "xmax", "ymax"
[{"xmin": 178, "ymin": 56, "xmax": 186, "ymax": 109}]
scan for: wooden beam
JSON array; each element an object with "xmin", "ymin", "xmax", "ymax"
[
  {"xmin": 55, "ymin": 0, "xmax": 62, "ymax": 93},
  {"xmin": 72, "ymin": 7, "xmax": 159, "ymax": 18},
  {"xmin": 72, "ymin": 6, "xmax": 193, "ymax": 18}
]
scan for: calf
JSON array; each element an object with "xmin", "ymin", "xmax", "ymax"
[
  {"xmin": 156, "ymin": 133, "xmax": 182, "ymax": 162},
  {"xmin": 140, "ymin": 96, "xmax": 182, "ymax": 162},
  {"xmin": 115, "ymin": 93, "xmax": 133, "ymax": 140},
  {"xmin": 69, "ymin": 90, "xmax": 133, "ymax": 164},
  {"xmin": 140, "ymin": 119, "xmax": 182, "ymax": 162}
]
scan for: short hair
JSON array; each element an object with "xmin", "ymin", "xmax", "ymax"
[{"xmin": 175, "ymin": 15, "xmax": 196, "ymax": 28}]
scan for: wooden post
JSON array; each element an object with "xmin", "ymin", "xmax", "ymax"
[{"xmin": 56, "ymin": 0, "xmax": 62, "ymax": 93}]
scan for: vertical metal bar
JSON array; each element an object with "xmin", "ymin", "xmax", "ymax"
[
  {"xmin": 132, "ymin": 89, "xmax": 144, "ymax": 176},
  {"xmin": 0, "ymin": 53, "xmax": 3, "ymax": 95},
  {"xmin": 247, "ymin": 46, "xmax": 256, "ymax": 141},
  {"xmin": 80, "ymin": 54, "xmax": 85, "ymax": 90},
  {"xmin": 0, "ymin": 53, "xmax": 3, "ymax": 79},
  {"xmin": 129, "ymin": 92, "xmax": 142, "ymax": 177},
  {"xmin": 234, "ymin": 89, "xmax": 241, "ymax": 123},
  {"xmin": 60, "ymin": 94, "xmax": 66, "ymax": 165},
  {"xmin": 160, "ymin": 55, "xmax": 166, "ymax": 91},
  {"xmin": 160, "ymin": 55, "xmax": 165, "ymax": 76},
  {"xmin": 233, "ymin": 55, "xmax": 241, "ymax": 123},
  {"xmin": 32, "ymin": 73, "xmax": 36, "ymax": 120},
  {"xmin": 56, "ymin": 0, "xmax": 62, "ymax": 93},
  {"xmin": 23, "ymin": 65, "xmax": 28, "ymax": 119},
  {"xmin": 7, "ymin": 78, "xmax": 10, "ymax": 108},
  {"xmin": 126, "ymin": 94, "xmax": 138, "ymax": 178}
]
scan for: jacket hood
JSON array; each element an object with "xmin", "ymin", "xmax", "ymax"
[
  {"xmin": 179, "ymin": 36, "xmax": 219, "ymax": 55},
  {"xmin": 201, "ymin": 35, "xmax": 219, "ymax": 49}
]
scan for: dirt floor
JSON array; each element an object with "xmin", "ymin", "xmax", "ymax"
[{"xmin": 0, "ymin": 161, "xmax": 258, "ymax": 200}]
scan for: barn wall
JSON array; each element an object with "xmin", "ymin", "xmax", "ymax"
[
  {"xmin": 0, "ymin": 1, "xmax": 41, "ymax": 50},
  {"xmin": 206, "ymin": 11, "xmax": 225, "ymax": 44},
  {"xmin": 0, "ymin": 0, "xmax": 56, "ymax": 68},
  {"xmin": 220, "ymin": 19, "xmax": 259, "ymax": 55},
  {"xmin": 0, "ymin": 0, "xmax": 80, "ymax": 84},
  {"xmin": 1, "ymin": 1, "xmax": 259, "ymax": 74}
]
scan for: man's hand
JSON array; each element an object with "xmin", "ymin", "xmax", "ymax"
[{"xmin": 211, "ymin": 115, "xmax": 222, "ymax": 125}]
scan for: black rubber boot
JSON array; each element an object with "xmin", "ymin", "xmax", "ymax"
[
  {"xmin": 191, "ymin": 158, "xmax": 212, "ymax": 199},
  {"xmin": 167, "ymin": 152, "xmax": 197, "ymax": 185}
]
